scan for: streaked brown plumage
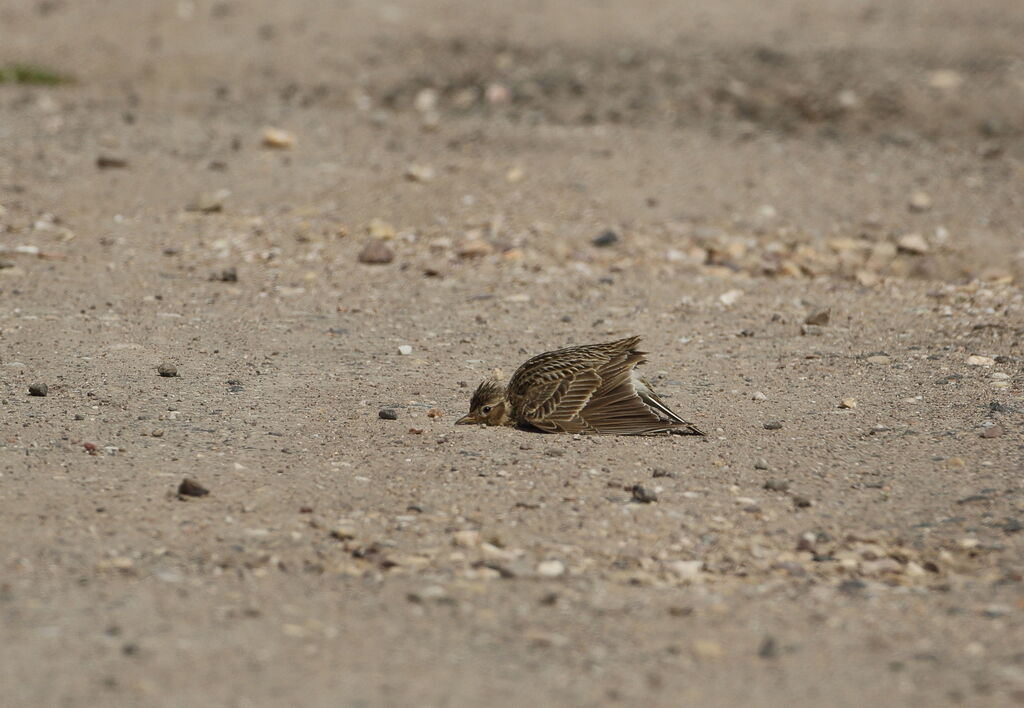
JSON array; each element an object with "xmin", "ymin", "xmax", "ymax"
[{"xmin": 456, "ymin": 336, "xmax": 704, "ymax": 436}]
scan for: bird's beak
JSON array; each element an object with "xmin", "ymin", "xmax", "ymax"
[{"xmin": 455, "ymin": 414, "xmax": 475, "ymax": 425}]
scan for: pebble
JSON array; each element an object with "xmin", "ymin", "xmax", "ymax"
[
  {"xmin": 190, "ymin": 188, "xmax": 230, "ymax": 213},
  {"xmin": 28, "ymin": 383, "xmax": 48, "ymax": 397},
  {"xmin": 668, "ymin": 560, "xmax": 703, "ymax": 580},
  {"xmin": 792, "ymin": 495, "xmax": 812, "ymax": 508},
  {"xmin": 457, "ymin": 239, "xmax": 493, "ymax": 258},
  {"xmin": 966, "ymin": 355, "xmax": 995, "ymax": 366},
  {"xmin": 358, "ymin": 241, "xmax": 394, "ymax": 265},
  {"xmin": 804, "ymin": 308, "xmax": 831, "ymax": 326},
  {"xmin": 980, "ymin": 426, "xmax": 1003, "ymax": 439},
  {"xmin": 652, "ymin": 468, "xmax": 678, "ymax": 478},
  {"xmin": 800, "ymin": 324, "xmax": 823, "ymax": 336},
  {"xmin": 96, "ymin": 155, "xmax": 128, "ymax": 169},
  {"xmin": 404, "ymin": 164, "xmax": 435, "ymax": 182},
  {"xmin": 719, "ymin": 289, "xmax": 744, "ymax": 307},
  {"xmin": 908, "ymin": 191, "xmax": 933, "ymax": 212},
  {"xmin": 261, "ymin": 127, "xmax": 295, "ymax": 149},
  {"xmin": 378, "ymin": 408, "xmax": 398, "ymax": 420},
  {"xmin": 839, "ymin": 398, "xmax": 857, "ymax": 409},
  {"xmin": 631, "ymin": 484, "xmax": 658, "ymax": 503},
  {"xmin": 763, "ymin": 479, "xmax": 789, "ymax": 492},
  {"xmin": 157, "ymin": 363, "xmax": 178, "ymax": 377},
  {"xmin": 177, "ymin": 477, "xmax": 209, "ymax": 498},
  {"xmin": 897, "ymin": 233, "xmax": 929, "ymax": 255},
  {"xmin": 397, "ymin": 345, "xmax": 413, "ymax": 355},
  {"xmin": 537, "ymin": 560, "xmax": 565, "ymax": 578},
  {"xmin": 591, "ymin": 229, "xmax": 619, "ymax": 247},
  {"xmin": 866, "ymin": 355, "xmax": 891, "ymax": 365},
  {"xmin": 426, "ymin": 408, "xmax": 443, "ymax": 418},
  {"xmin": 211, "ymin": 267, "xmax": 238, "ymax": 282},
  {"xmin": 763, "ymin": 421, "xmax": 783, "ymax": 431},
  {"xmin": 753, "ymin": 459, "xmax": 769, "ymax": 470},
  {"xmin": 752, "ymin": 391, "xmax": 767, "ymax": 401}
]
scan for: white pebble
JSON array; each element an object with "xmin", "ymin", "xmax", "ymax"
[{"xmin": 398, "ymin": 345, "xmax": 413, "ymax": 355}]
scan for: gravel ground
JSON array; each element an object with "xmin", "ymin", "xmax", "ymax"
[{"xmin": 2, "ymin": 1, "xmax": 1023, "ymax": 706}]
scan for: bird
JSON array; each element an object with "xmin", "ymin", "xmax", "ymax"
[{"xmin": 455, "ymin": 336, "xmax": 704, "ymax": 436}]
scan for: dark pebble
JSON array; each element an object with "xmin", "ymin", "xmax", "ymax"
[
  {"xmin": 763, "ymin": 479, "xmax": 789, "ymax": 493},
  {"xmin": 591, "ymin": 229, "xmax": 619, "ymax": 247},
  {"xmin": 758, "ymin": 636, "xmax": 779, "ymax": 659},
  {"xmin": 1002, "ymin": 518, "xmax": 1023, "ymax": 534},
  {"xmin": 28, "ymin": 383, "xmax": 48, "ymax": 397},
  {"xmin": 177, "ymin": 477, "xmax": 209, "ymax": 498},
  {"xmin": 838, "ymin": 579, "xmax": 866, "ymax": 596},
  {"xmin": 804, "ymin": 308, "xmax": 831, "ymax": 326},
  {"xmin": 157, "ymin": 363, "xmax": 178, "ymax": 377},
  {"xmin": 763, "ymin": 421, "xmax": 783, "ymax": 430},
  {"xmin": 792, "ymin": 495, "xmax": 812, "ymax": 508},
  {"xmin": 631, "ymin": 484, "xmax": 658, "ymax": 503},
  {"xmin": 652, "ymin": 468, "xmax": 678, "ymax": 479},
  {"xmin": 378, "ymin": 408, "xmax": 398, "ymax": 420},
  {"xmin": 544, "ymin": 448, "xmax": 565, "ymax": 457},
  {"xmin": 96, "ymin": 155, "xmax": 128, "ymax": 169},
  {"xmin": 74, "ymin": 413, "xmax": 85, "ymax": 420},
  {"xmin": 358, "ymin": 241, "xmax": 394, "ymax": 265},
  {"xmin": 227, "ymin": 385, "xmax": 244, "ymax": 393},
  {"xmin": 211, "ymin": 267, "xmax": 238, "ymax": 282},
  {"xmin": 989, "ymin": 401, "xmax": 1012, "ymax": 414}
]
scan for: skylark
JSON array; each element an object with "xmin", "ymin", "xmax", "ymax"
[{"xmin": 456, "ymin": 336, "xmax": 704, "ymax": 436}]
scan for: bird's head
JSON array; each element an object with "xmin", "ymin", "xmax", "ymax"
[{"xmin": 456, "ymin": 377, "xmax": 510, "ymax": 426}]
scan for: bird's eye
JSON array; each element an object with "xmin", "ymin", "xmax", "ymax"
[{"xmin": 482, "ymin": 405, "xmax": 492, "ymax": 414}]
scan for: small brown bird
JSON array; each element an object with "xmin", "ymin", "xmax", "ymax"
[{"xmin": 456, "ymin": 336, "xmax": 704, "ymax": 436}]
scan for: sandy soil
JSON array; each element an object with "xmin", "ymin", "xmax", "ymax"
[{"xmin": 2, "ymin": 1, "xmax": 1024, "ymax": 706}]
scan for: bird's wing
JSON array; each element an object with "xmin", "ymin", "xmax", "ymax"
[
  {"xmin": 520, "ymin": 368, "xmax": 602, "ymax": 433},
  {"xmin": 579, "ymin": 361, "xmax": 704, "ymax": 436}
]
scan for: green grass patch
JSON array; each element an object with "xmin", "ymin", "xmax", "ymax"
[{"xmin": 0, "ymin": 64, "xmax": 73, "ymax": 85}]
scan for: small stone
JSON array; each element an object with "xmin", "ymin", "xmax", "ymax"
[
  {"xmin": 177, "ymin": 478, "xmax": 209, "ymax": 498},
  {"xmin": 211, "ymin": 267, "xmax": 238, "ymax": 282},
  {"xmin": 758, "ymin": 636, "xmax": 779, "ymax": 659},
  {"xmin": 631, "ymin": 484, "xmax": 658, "ymax": 503},
  {"xmin": 763, "ymin": 421, "xmax": 783, "ymax": 431},
  {"xmin": 505, "ymin": 166, "xmax": 525, "ymax": 183},
  {"xmin": 763, "ymin": 479, "xmax": 789, "ymax": 492},
  {"xmin": 792, "ymin": 495, "xmax": 812, "ymax": 508},
  {"xmin": 358, "ymin": 241, "xmax": 394, "ymax": 265},
  {"xmin": 652, "ymin": 468, "xmax": 678, "ymax": 479},
  {"xmin": 800, "ymin": 324, "xmax": 823, "ymax": 336},
  {"xmin": 866, "ymin": 355, "xmax": 891, "ymax": 365},
  {"xmin": 28, "ymin": 383, "xmax": 48, "ymax": 397},
  {"xmin": 753, "ymin": 459, "xmax": 769, "ymax": 470},
  {"xmin": 668, "ymin": 560, "xmax": 703, "ymax": 580},
  {"xmin": 908, "ymin": 191, "xmax": 933, "ymax": 212},
  {"xmin": 189, "ymin": 188, "xmax": 230, "ymax": 213},
  {"xmin": 537, "ymin": 560, "xmax": 565, "ymax": 578},
  {"xmin": 96, "ymin": 155, "xmax": 128, "ymax": 169},
  {"xmin": 397, "ymin": 345, "xmax": 413, "ymax": 355},
  {"xmin": 966, "ymin": 355, "xmax": 995, "ymax": 367},
  {"xmin": 592, "ymin": 229, "xmax": 619, "ymax": 247},
  {"xmin": 752, "ymin": 391, "xmax": 767, "ymax": 401},
  {"xmin": 804, "ymin": 308, "xmax": 831, "ymax": 326},
  {"xmin": 980, "ymin": 426, "xmax": 1003, "ymax": 439},
  {"xmin": 839, "ymin": 398, "xmax": 857, "ymax": 409},
  {"xmin": 150, "ymin": 429, "xmax": 164, "ymax": 438},
  {"xmin": 157, "ymin": 363, "xmax": 178, "ymax": 378},
  {"xmin": 426, "ymin": 408, "xmax": 443, "ymax": 418},
  {"xmin": 457, "ymin": 239, "xmax": 493, "ymax": 258},
  {"xmin": 261, "ymin": 127, "xmax": 295, "ymax": 149},
  {"xmin": 945, "ymin": 457, "xmax": 966, "ymax": 470},
  {"xmin": 378, "ymin": 408, "xmax": 398, "ymax": 420},
  {"xmin": 719, "ymin": 289, "xmax": 744, "ymax": 307},
  {"xmin": 897, "ymin": 233, "xmax": 929, "ymax": 255},
  {"xmin": 404, "ymin": 164, "xmax": 435, "ymax": 182}
]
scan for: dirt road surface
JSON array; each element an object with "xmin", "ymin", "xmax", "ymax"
[{"xmin": 2, "ymin": 1, "xmax": 1023, "ymax": 705}]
